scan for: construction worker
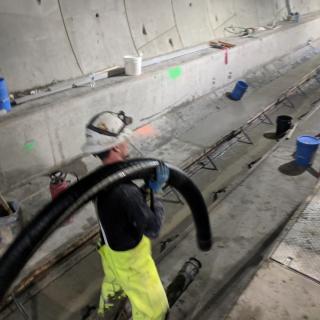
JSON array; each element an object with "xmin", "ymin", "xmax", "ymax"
[{"xmin": 82, "ymin": 111, "xmax": 169, "ymax": 319}]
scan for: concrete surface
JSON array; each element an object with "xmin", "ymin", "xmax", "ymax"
[
  {"xmin": 226, "ymin": 261, "xmax": 320, "ymax": 320},
  {"xmin": 196, "ymin": 176, "xmax": 320, "ymax": 320},
  {"xmin": 1, "ymin": 0, "xmax": 319, "ymax": 92},
  {"xmin": 1, "ymin": 53, "xmax": 320, "ymax": 285},
  {"xmin": 272, "ymin": 188, "xmax": 320, "ymax": 283},
  {"xmin": 59, "ymin": 0, "xmax": 137, "ymax": 75},
  {"xmin": 1, "ymin": 65, "xmax": 320, "ymax": 319},
  {"xmin": 157, "ymin": 103, "xmax": 320, "ymax": 319},
  {"xmin": 1, "ymin": 17, "xmax": 320, "ymax": 191},
  {"xmin": 226, "ymin": 183, "xmax": 320, "ymax": 320}
]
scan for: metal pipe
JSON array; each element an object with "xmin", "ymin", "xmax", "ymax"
[
  {"xmin": 166, "ymin": 257, "xmax": 202, "ymax": 307},
  {"xmin": 0, "ymin": 159, "xmax": 212, "ymax": 301}
]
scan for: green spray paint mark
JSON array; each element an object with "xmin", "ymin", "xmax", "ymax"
[
  {"xmin": 24, "ymin": 140, "xmax": 36, "ymax": 152},
  {"xmin": 168, "ymin": 66, "xmax": 182, "ymax": 80}
]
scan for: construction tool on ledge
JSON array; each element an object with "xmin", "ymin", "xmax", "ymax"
[
  {"xmin": 209, "ymin": 41, "xmax": 235, "ymax": 65},
  {"xmin": 0, "ymin": 193, "xmax": 13, "ymax": 217},
  {"xmin": 209, "ymin": 40, "xmax": 236, "ymax": 49}
]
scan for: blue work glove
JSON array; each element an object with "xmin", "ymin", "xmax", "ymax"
[{"xmin": 148, "ymin": 163, "xmax": 170, "ymax": 193}]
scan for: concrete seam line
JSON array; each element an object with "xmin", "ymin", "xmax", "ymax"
[
  {"xmin": 137, "ymin": 26, "xmax": 178, "ymax": 51},
  {"xmin": 208, "ymin": 12, "xmax": 238, "ymax": 37},
  {"xmin": 123, "ymin": 0, "xmax": 139, "ymax": 55},
  {"xmin": 57, "ymin": 0, "xmax": 84, "ymax": 74},
  {"xmin": 0, "ymin": 226, "xmax": 99, "ymax": 310},
  {"xmin": 205, "ymin": 0, "xmax": 216, "ymax": 37},
  {"xmin": 170, "ymin": 0, "xmax": 184, "ymax": 47}
]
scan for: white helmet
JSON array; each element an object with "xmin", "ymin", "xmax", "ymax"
[{"xmin": 82, "ymin": 111, "xmax": 133, "ymax": 154}]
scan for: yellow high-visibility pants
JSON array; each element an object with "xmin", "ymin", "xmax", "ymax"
[{"xmin": 98, "ymin": 236, "xmax": 169, "ymax": 320}]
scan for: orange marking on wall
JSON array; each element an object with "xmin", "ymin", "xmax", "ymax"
[{"xmin": 134, "ymin": 124, "xmax": 159, "ymax": 137}]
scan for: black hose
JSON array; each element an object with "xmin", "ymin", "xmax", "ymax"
[{"xmin": 0, "ymin": 159, "xmax": 212, "ymax": 301}]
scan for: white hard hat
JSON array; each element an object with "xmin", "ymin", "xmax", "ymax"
[{"xmin": 82, "ymin": 111, "xmax": 133, "ymax": 154}]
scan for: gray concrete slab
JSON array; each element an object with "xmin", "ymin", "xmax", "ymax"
[
  {"xmin": 207, "ymin": 0, "xmax": 237, "ymax": 37},
  {"xmin": 16, "ymin": 203, "xmax": 97, "ymax": 281},
  {"xmin": 59, "ymin": 0, "xmax": 137, "ymax": 74},
  {"xmin": 225, "ymin": 179, "xmax": 320, "ymax": 320},
  {"xmin": 272, "ymin": 191, "xmax": 320, "ymax": 282},
  {"xmin": 125, "ymin": 0, "xmax": 181, "ymax": 56},
  {"xmin": 157, "ymin": 105, "xmax": 320, "ymax": 319},
  {"xmin": 292, "ymin": 0, "xmax": 320, "ymax": 15},
  {"xmin": 0, "ymin": 0, "xmax": 82, "ymax": 92},
  {"xmin": 234, "ymin": 0, "xmax": 260, "ymax": 27},
  {"xmin": 2, "ymin": 245, "xmax": 102, "ymax": 320},
  {"xmin": 172, "ymin": 0, "xmax": 214, "ymax": 47},
  {"xmin": 226, "ymin": 261, "xmax": 320, "ymax": 320},
  {"xmin": 148, "ymin": 138, "xmax": 203, "ymax": 167}
]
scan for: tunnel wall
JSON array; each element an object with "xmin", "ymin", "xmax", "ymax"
[
  {"xmin": 1, "ymin": 12, "xmax": 320, "ymax": 191},
  {"xmin": 0, "ymin": 0, "xmax": 319, "ymax": 92}
]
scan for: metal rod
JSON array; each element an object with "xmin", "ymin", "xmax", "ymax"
[
  {"xmin": 200, "ymin": 156, "xmax": 218, "ymax": 171},
  {"xmin": 283, "ymin": 96, "xmax": 295, "ymax": 108},
  {"xmin": 12, "ymin": 295, "xmax": 30, "ymax": 320},
  {"xmin": 258, "ymin": 113, "xmax": 273, "ymax": 125},
  {"xmin": 238, "ymin": 128, "xmax": 253, "ymax": 144},
  {"xmin": 296, "ymin": 86, "xmax": 306, "ymax": 96}
]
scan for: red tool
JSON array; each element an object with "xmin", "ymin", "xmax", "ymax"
[
  {"xmin": 49, "ymin": 171, "xmax": 69, "ymax": 199},
  {"xmin": 49, "ymin": 171, "xmax": 78, "ymax": 224}
]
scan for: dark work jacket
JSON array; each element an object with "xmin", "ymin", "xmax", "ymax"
[{"xmin": 96, "ymin": 182, "xmax": 164, "ymax": 251}]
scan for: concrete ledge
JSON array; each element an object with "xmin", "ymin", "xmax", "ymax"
[{"xmin": 1, "ymin": 13, "xmax": 320, "ymax": 190}]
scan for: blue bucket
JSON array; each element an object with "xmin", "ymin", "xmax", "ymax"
[
  {"xmin": 0, "ymin": 78, "xmax": 11, "ymax": 112},
  {"xmin": 295, "ymin": 135, "xmax": 320, "ymax": 166},
  {"xmin": 229, "ymin": 81, "xmax": 248, "ymax": 101}
]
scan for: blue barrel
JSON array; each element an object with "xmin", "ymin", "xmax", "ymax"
[
  {"xmin": 229, "ymin": 81, "xmax": 248, "ymax": 101},
  {"xmin": 0, "ymin": 78, "xmax": 11, "ymax": 112},
  {"xmin": 295, "ymin": 135, "xmax": 320, "ymax": 166}
]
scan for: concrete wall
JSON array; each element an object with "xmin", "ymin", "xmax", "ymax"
[
  {"xmin": 1, "ymin": 13, "xmax": 320, "ymax": 191},
  {"xmin": 1, "ymin": 0, "xmax": 319, "ymax": 92}
]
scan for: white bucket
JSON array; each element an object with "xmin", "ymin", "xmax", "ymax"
[{"xmin": 124, "ymin": 55, "xmax": 142, "ymax": 76}]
